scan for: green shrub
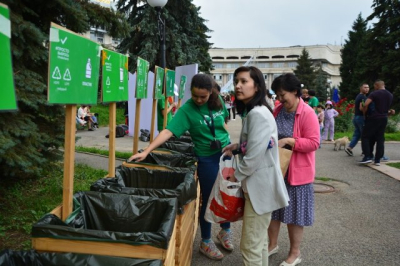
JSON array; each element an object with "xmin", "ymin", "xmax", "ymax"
[{"xmin": 386, "ymin": 114, "xmax": 400, "ymax": 133}]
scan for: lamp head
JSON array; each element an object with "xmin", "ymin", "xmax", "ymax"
[{"xmin": 147, "ymin": 0, "xmax": 168, "ymax": 8}]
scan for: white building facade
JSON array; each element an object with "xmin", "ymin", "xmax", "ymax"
[{"xmin": 209, "ymin": 45, "xmax": 342, "ymax": 92}]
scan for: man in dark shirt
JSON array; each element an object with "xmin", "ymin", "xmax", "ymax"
[
  {"xmin": 359, "ymin": 80, "xmax": 395, "ymax": 165},
  {"xmin": 345, "ymin": 83, "xmax": 369, "ymax": 156}
]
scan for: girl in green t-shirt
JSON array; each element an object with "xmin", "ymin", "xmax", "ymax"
[{"xmin": 129, "ymin": 74, "xmax": 232, "ymax": 260}]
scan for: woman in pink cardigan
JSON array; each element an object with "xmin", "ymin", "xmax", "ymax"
[{"xmin": 267, "ymin": 74, "xmax": 320, "ymax": 266}]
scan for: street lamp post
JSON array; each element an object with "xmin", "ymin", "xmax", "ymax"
[{"xmin": 147, "ymin": 0, "xmax": 168, "ymax": 68}]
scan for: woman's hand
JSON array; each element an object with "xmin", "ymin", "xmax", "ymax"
[
  {"xmin": 222, "ymin": 143, "xmax": 238, "ymax": 157},
  {"xmin": 128, "ymin": 150, "xmax": 149, "ymax": 162},
  {"xmin": 278, "ymin": 138, "xmax": 295, "ymax": 148}
]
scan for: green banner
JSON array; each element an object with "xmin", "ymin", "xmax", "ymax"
[
  {"xmin": 135, "ymin": 57, "xmax": 149, "ymax": 99},
  {"xmin": 0, "ymin": 4, "xmax": 17, "ymax": 111},
  {"xmin": 48, "ymin": 23, "xmax": 100, "ymax": 104},
  {"xmin": 165, "ymin": 69, "xmax": 175, "ymax": 97},
  {"xmin": 101, "ymin": 49, "xmax": 129, "ymax": 102},
  {"xmin": 179, "ymin": 75, "xmax": 187, "ymax": 100},
  {"xmin": 153, "ymin": 66, "xmax": 164, "ymax": 100}
]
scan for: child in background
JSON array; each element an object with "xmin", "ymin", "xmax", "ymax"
[
  {"xmin": 317, "ymin": 105, "xmax": 325, "ymax": 147},
  {"xmin": 322, "ymin": 101, "xmax": 339, "ymax": 141}
]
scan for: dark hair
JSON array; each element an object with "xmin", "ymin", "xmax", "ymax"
[
  {"xmin": 233, "ymin": 66, "xmax": 272, "ymax": 115},
  {"xmin": 271, "ymin": 73, "xmax": 302, "ymax": 97},
  {"xmin": 191, "ymin": 74, "xmax": 222, "ymax": 110},
  {"xmin": 317, "ymin": 104, "xmax": 324, "ymax": 109},
  {"xmin": 213, "ymin": 82, "xmax": 221, "ymax": 93},
  {"xmin": 308, "ymin": 89, "xmax": 316, "ymax": 97}
]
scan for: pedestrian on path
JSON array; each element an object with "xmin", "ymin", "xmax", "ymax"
[
  {"xmin": 129, "ymin": 74, "xmax": 233, "ymax": 260},
  {"xmin": 345, "ymin": 83, "xmax": 369, "ymax": 156},
  {"xmin": 223, "ymin": 66, "xmax": 289, "ymax": 266},
  {"xmin": 321, "ymin": 101, "xmax": 338, "ymax": 141},
  {"xmin": 268, "ymin": 73, "xmax": 320, "ymax": 266}
]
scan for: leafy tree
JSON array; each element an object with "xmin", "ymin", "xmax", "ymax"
[
  {"xmin": 294, "ymin": 48, "xmax": 316, "ymax": 90},
  {"xmin": 117, "ymin": 0, "xmax": 213, "ymax": 73},
  {"xmin": 366, "ymin": 0, "xmax": 400, "ymax": 107},
  {"xmin": 0, "ymin": 0, "xmax": 129, "ymax": 179},
  {"xmin": 339, "ymin": 13, "xmax": 369, "ymax": 99},
  {"xmin": 314, "ymin": 64, "xmax": 329, "ymax": 101}
]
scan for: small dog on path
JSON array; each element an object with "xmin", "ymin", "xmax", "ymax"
[{"xmin": 334, "ymin": 136, "xmax": 349, "ymax": 151}]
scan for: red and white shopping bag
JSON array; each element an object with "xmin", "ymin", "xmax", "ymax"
[{"xmin": 205, "ymin": 155, "xmax": 244, "ymax": 223}]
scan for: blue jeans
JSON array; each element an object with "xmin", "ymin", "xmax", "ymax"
[
  {"xmin": 349, "ymin": 115, "xmax": 365, "ymax": 148},
  {"xmin": 196, "ymin": 151, "xmax": 230, "ymax": 239}
]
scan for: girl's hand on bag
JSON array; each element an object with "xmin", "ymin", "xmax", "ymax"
[
  {"xmin": 227, "ymin": 174, "xmax": 237, "ymax": 182},
  {"xmin": 222, "ymin": 143, "xmax": 238, "ymax": 157},
  {"xmin": 128, "ymin": 151, "xmax": 148, "ymax": 162}
]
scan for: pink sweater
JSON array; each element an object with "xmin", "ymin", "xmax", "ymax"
[{"xmin": 274, "ymin": 99, "xmax": 320, "ymax": 185}]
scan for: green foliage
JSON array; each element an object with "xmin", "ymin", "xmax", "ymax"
[
  {"xmin": 339, "ymin": 13, "xmax": 369, "ymax": 99},
  {"xmin": 117, "ymin": 0, "xmax": 213, "ymax": 73},
  {"xmin": 0, "ymin": 0, "xmax": 129, "ymax": 179},
  {"xmin": 333, "ymin": 98, "xmax": 355, "ymax": 133},
  {"xmin": 0, "ymin": 162, "xmax": 107, "ymax": 250},
  {"xmin": 340, "ymin": 1, "xmax": 400, "ymax": 108},
  {"xmin": 314, "ymin": 65, "xmax": 329, "ymax": 101},
  {"xmin": 386, "ymin": 114, "xmax": 400, "ymax": 133},
  {"xmin": 294, "ymin": 48, "xmax": 316, "ymax": 90}
]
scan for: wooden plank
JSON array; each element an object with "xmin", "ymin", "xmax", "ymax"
[
  {"xmin": 193, "ymin": 182, "xmax": 200, "ymax": 240},
  {"xmin": 133, "ymin": 99, "xmax": 141, "ymax": 154},
  {"xmin": 62, "ymin": 105, "xmax": 76, "ymax": 221},
  {"xmin": 150, "ymin": 99, "xmax": 157, "ymax": 143},
  {"xmin": 50, "ymin": 204, "xmax": 62, "ymax": 219},
  {"xmin": 122, "ymin": 161, "xmax": 173, "ymax": 171},
  {"xmin": 164, "ymin": 220, "xmax": 177, "ymax": 266},
  {"xmin": 32, "ymin": 238, "xmax": 165, "ymax": 259},
  {"xmin": 108, "ymin": 102, "xmax": 116, "ymax": 177}
]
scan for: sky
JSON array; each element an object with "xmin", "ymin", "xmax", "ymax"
[{"xmin": 192, "ymin": 0, "xmax": 375, "ymax": 48}]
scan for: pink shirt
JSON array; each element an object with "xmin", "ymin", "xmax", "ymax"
[{"xmin": 274, "ymin": 99, "xmax": 320, "ymax": 185}]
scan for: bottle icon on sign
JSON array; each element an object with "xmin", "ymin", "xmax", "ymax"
[
  {"xmin": 86, "ymin": 58, "xmax": 92, "ymax": 78},
  {"xmin": 120, "ymin": 68, "xmax": 123, "ymax": 82}
]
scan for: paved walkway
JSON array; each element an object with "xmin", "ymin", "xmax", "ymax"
[{"xmin": 75, "ymin": 119, "xmax": 400, "ymax": 265}]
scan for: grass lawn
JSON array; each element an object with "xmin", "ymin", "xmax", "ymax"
[
  {"xmin": 76, "ymin": 146, "xmax": 132, "ymax": 160},
  {"xmin": 0, "ymin": 163, "xmax": 107, "ymax": 250},
  {"xmin": 335, "ymin": 131, "xmax": 400, "ymax": 141},
  {"xmin": 89, "ymin": 104, "xmax": 126, "ymax": 126},
  {"xmin": 387, "ymin": 162, "xmax": 400, "ymax": 169}
]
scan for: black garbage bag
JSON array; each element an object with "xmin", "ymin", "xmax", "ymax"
[
  {"xmin": 32, "ymin": 192, "xmax": 177, "ymax": 249},
  {"xmin": 91, "ymin": 165, "xmax": 197, "ymax": 214},
  {"xmin": 145, "ymin": 152, "xmax": 197, "ymax": 169},
  {"xmin": 159, "ymin": 141, "xmax": 195, "ymax": 155},
  {"xmin": 169, "ymin": 135, "xmax": 192, "ymax": 144},
  {"xmin": 0, "ymin": 249, "xmax": 162, "ymax": 266}
]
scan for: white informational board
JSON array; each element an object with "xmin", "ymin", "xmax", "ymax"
[
  {"xmin": 128, "ymin": 71, "xmax": 154, "ymax": 137},
  {"xmin": 174, "ymin": 64, "xmax": 198, "ymax": 105}
]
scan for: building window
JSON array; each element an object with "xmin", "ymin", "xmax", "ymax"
[
  {"xmin": 288, "ymin": 62, "xmax": 298, "ymax": 68},
  {"xmin": 287, "ymin": 55, "xmax": 299, "ymax": 58},
  {"xmin": 264, "ymin": 74, "xmax": 268, "ymax": 80},
  {"xmin": 213, "ymin": 63, "xmax": 223, "ymax": 69},
  {"xmin": 226, "ymin": 56, "xmax": 239, "ymax": 59},
  {"xmin": 257, "ymin": 62, "xmax": 270, "ymax": 68},
  {"xmin": 241, "ymin": 56, "xmax": 251, "ymax": 59},
  {"xmin": 212, "ymin": 56, "xmax": 224, "ymax": 59},
  {"xmin": 257, "ymin": 56, "xmax": 269, "ymax": 59},
  {"xmin": 272, "ymin": 55, "xmax": 284, "ymax": 59},
  {"xmin": 272, "ymin": 62, "xmax": 284, "ymax": 68},
  {"xmin": 213, "ymin": 74, "xmax": 222, "ymax": 81},
  {"xmin": 90, "ymin": 31, "xmax": 104, "ymax": 44},
  {"xmin": 226, "ymin": 63, "xmax": 239, "ymax": 69}
]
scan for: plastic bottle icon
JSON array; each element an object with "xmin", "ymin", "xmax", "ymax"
[
  {"xmin": 120, "ymin": 68, "xmax": 124, "ymax": 82},
  {"xmin": 86, "ymin": 58, "xmax": 92, "ymax": 79}
]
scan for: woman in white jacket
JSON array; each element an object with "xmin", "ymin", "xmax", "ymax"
[{"xmin": 223, "ymin": 66, "xmax": 289, "ymax": 266}]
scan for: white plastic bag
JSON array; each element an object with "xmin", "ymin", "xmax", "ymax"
[{"xmin": 204, "ymin": 155, "xmax": 244, "ymax": 224}]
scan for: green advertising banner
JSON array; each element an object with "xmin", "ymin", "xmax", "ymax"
[
  {"xmin": 0, "ymin": 4, "xmax": 17, "ymax": 111},
  {"xmin": 101, "ymin": 49, "xmax": 129, "ymax": 102},
  {"xmin": 165, "ymin": 69, "xmax": 175, "ymax": 97},
  {"xmin": 48, "ymin": 23, "xmax": 100, "ymax": 104},
  {"xmin": 153, "ymin": 66, "xmax": 164, "ymax": 100},
  {"xmin": 135, "ymin": 57, "xmax": 149, "ymax": 99},
  {"xmin": 179, "ymin": 75, "xmax": 187, "ymax": 100}
]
